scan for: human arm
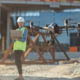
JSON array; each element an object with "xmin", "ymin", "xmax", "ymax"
[{"xmin": 19, "ymin": 28, "xmax": 27, "ymax": 42}]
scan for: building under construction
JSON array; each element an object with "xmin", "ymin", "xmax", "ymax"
[{"xmin": 0, "ymin": 0, "xmax": 80, "ymax": 53}]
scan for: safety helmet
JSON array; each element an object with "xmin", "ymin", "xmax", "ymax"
[{"xmin": 17, "ymin": 17, "xmax": 25, "ymax": 22}]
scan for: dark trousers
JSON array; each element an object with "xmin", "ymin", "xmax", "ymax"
[{"xmin": 14, "ymin": 50, "xmax": 23, "ymax": 74}]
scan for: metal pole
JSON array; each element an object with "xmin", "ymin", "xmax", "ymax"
[
  {"xmin": 0, "ymin": 7, "xmax": 1, "ymax": 39},
  {"xmin": 6, "ymin": 12, "xmax": 10, "ymax": 50}
]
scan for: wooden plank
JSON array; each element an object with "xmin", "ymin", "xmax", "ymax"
[
  {"xmin": 54, "ymin": 36, "xmax": 70, "ymax": 60},
  {"xmin": 1, "ymin": 43, "xmax": 13, "ymax": 63},
  {"xmin": 42, "ymin": 35, "xmax": 55, "ymax": 60},
  {"xmin": 38, "ymin": 49, "xmax": 46, "ymax": 60},
  {"xmin": 28, "ymin": 29, "xmax": 50, "ymax": 36},
  {"xmin": 53, "ymin": 45, "xmax": 55, "ymax": 60},
  {"xmin": 55, "ymin": 59, "xmax": 68, "ymax": 61},
  {"xmin": 0, "ymin": 60, "xmax": 52, "ymax": 65},
  {"xmin": 27, "ymin": 45, "xmax": 57, "ymax": 50},
  {"xmin": 0, "ymin": 59, "xmax": 68, "ymax": 65},
  {"xmin": 24, "ymin": 34, "xmax": 40, "ymax": 60},
  {"xmin": 27, "ymin": 45, "xmax": 50, "ymax": 49},
  {"xmin": 27, "ymin": 34, "xmax": 46, "ymax": 63}
]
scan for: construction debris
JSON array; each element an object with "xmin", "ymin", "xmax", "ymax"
[{"xmin": 59, "ymin": 58, "xmax": 80, "ymax": 64}]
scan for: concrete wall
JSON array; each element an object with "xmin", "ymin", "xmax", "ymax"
[
  {"xmin": 0, "ymin": 52, "xmax": 80, "ymax": 60},
  {"xmin": 26, "ymin": 52, "xmax": 80, "ymax": 60}
]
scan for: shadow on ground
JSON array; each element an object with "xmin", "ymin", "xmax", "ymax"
[{"xmin": 0, "ymin": 76, "xmax": 80, "ymax": 80}]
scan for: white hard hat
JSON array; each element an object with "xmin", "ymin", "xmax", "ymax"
[{"xmin": 17, "ymin": 17, "xmax": 25, "ymax": 22}]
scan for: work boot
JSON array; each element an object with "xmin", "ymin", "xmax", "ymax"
[{"xmin": 14, "ymin": 77, "xmax": 24, "ymax": 80}]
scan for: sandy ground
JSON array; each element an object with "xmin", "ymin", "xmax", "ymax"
[
  {"xmin": 0, "ymin": 63, "xmax": 80, "ymax": 80},
  {"xmin": 1, "ymin": 52, "xmax": 80, "ymax": 80}
]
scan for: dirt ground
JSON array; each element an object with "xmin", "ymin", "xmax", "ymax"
[{"xmin": 0, "ymin": 62, "xmax": 80, "ymax": 80}]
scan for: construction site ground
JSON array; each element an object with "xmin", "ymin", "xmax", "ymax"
[{"xmin": 0, "ymin": 60, "xmax": 80, "ymax": 80}]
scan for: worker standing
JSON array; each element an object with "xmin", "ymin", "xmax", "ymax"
[{"xmin": 12, "ymin": 17, "xmax": 28, "ymax": 80}]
